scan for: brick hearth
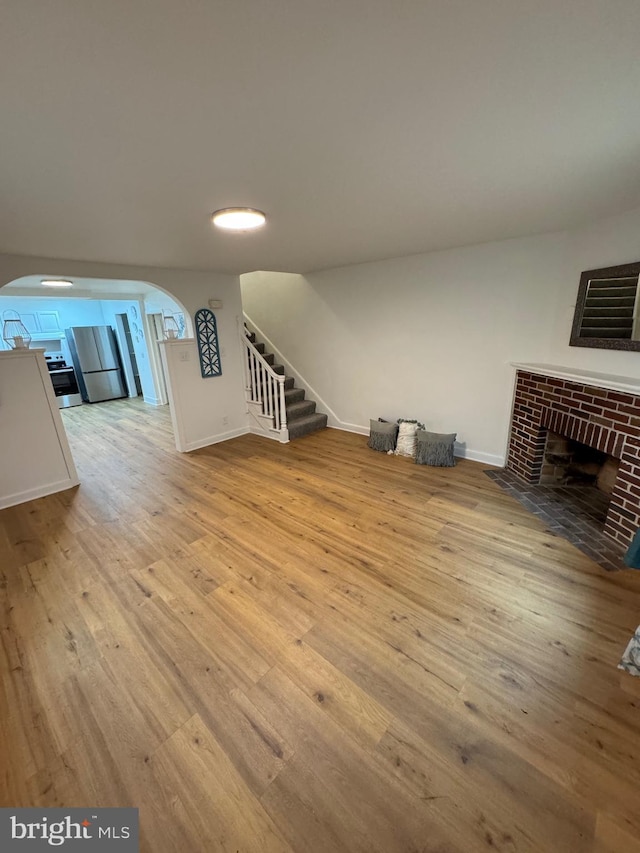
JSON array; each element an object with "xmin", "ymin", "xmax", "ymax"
[{"xmin": 507, "ymin": 369, "xmax": 640, "ymax": 548}]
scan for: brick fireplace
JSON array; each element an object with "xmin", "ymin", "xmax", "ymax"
[{"xmin": 507, "ymin": 366, "xmax": 640, "ymax": 548}]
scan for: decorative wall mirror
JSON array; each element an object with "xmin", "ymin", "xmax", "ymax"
[{"xmin": 570, "ymin": 261, "xmax": 640, "ymax": 351}]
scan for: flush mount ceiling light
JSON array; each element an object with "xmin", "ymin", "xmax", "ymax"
[
  {"xmin": 41, "ymin": 279, "xmax": 73, "ymax": 288},
  {"xmin": 211, "ymin": 207, "xmax": 266, "ymax": 232}
]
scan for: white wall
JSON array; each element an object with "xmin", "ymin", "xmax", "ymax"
[
  {"xmin": 242, "ymin": 207, "xmax": 640, "ymax": 466},
  {"xmin": 0, "ymin": 295, "xmax": 106, "ymax": 336},
  {"xmin": 143, "ymin": 290, "xmax": 186, "ymax": 331},
  {"xmin": 0, "ymin": 254, "xmax": 248, "ymax": 453},
  {"xmin": 160, "ymin": 339, "xmax": 248, "ymax": 451},
  {"xmin": 0, "ymin": 296, "xmax": 107, "ymax": 365},
  {"xmin": 98, "ymin": 298, "xmax": 159, "ymax": 403},
  {"xmin": 0, "ymin": 349, "xmax": 78, "ymax": 508},
  {"xmin": 548, "ymin": 207, "xmax": 640, "ymax": 377}
]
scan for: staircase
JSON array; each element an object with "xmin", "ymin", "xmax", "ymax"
[{"xmin": 243, "ymin": 327, "xmax": 328, "ymax": 442}]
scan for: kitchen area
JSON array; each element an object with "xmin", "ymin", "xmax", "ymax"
[
  {"xmin": 0, "ymin": 278, "xmax": 186, "ymax": 411},
  {"xmin": 9, "ymin": 304, "xmax": 144, "ymax": 410},
  {"xmin": 0, "ymin": 277, "xmax": 188, "ymax": 511},
  {"xmin": 49, "ymin": 324, "xmax": 128, "ymax": 408}
]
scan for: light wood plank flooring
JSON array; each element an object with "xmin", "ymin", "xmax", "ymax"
[{"xmin": 2, "ymin": 398, "xmax": 640, "ymax": 852}]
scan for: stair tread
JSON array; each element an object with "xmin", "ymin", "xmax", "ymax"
[
  {"xmin": 284, "ymin": 388, "xmax": 306, "ymax": 403},
  {"xmin": 286, "ymin": 400, "xmax": 316, "ymax": 418},
  {"xmin": 287, "ymin": 412, "xmax": 328, "ymax": 440},
  {"xmin": 288, "ymin": 412, "xmax": 326, "ymax": 425}
]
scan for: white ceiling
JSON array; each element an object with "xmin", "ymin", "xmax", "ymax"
[
  {"xmin": 0, "ymin": 276, "xmax": 164, "ymax": 298},
  {"xmin": 2, "ymin": 1, "xmax": 640, "ymax": 275}
]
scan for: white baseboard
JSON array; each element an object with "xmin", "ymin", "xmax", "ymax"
[
  {"xmin": 183, "ymin": 426, "xmax": 250, "ymax": 452},
  {"xmin": 249, "ymin": 426, "xmax": 290, "ymax": 443},
  {"xmin": 143, "ymin": 395, "xmax": 165, "ymax": 406},
  {"xmin": 455, "ymin": 447, "xmax": 504, "ymax": 467},
  {"xmin": 328, "ymin": 423, "xmax": 504, "ymax": 467},
  {"xmin": 0, "ymin": 476, "xmax": 80, "ymax": 510},
  {"xmin": 327, "ymin": 423, "xmax": 369, "ymax": 436}
]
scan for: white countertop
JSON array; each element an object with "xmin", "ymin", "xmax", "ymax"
[{"xmin": 512, "ymin": 362, "xmax": 640, "ymax": 395}]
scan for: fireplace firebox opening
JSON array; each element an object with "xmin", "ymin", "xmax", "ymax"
[{"xmin": 495, "ymin": 367, "xmax": 640, "ymax": 569}]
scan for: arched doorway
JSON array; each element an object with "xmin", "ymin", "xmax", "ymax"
[
  {"xmin": 0, "ymin": 274, "xmax": 189, "ymax": 404},
  {"xmin": 0, "ymin": 275, "xmax": 191, "ymax": 470}
]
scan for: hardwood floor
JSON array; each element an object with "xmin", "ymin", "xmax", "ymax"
[{"xmin": 2, "ymin": 397, "xmax": 640, "ymax": 852}]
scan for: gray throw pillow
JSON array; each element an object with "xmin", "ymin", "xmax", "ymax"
[
  {"xmin": 415, "ymin": 430, "xmax": 456, "ymax": 466},
  {"xmin": 368, "ymin": 419, "xmax": 398, "ymax": 452}
]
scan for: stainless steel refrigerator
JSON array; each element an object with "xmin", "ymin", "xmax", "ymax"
[{"xmin": 65, "ymin": 326, "xmax": 128, "ymax": 403}]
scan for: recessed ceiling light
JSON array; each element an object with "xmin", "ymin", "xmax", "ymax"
[
  {"xmin": 41, "ymin": 279, "xmax": 73, "ymax": 288},
  {"xmin": 211, "ymin": 208, "xmax": 266, "ymax": 231}
]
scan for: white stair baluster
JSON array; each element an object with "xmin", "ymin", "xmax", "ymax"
[{"xmin": 241, "ymin": 327, "xmax": 289, "ymax": 440}]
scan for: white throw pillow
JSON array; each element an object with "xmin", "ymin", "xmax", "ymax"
[{"xmin": 395, "ymin": 420, "xmax": 424, "ymax": 457}]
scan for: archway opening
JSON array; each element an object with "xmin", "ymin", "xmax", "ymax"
[
  {"xmin": 0, "ymin": 274, "xmax": 190, "ymax": 460},
  {"xmin": 1, "ymin": 274, "xmax": 190, "ymax": 401}
]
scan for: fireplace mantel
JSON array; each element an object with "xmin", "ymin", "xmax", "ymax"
[{"xmin": 511, "ymin": 363, "xmax": 640, "ymax": 396}]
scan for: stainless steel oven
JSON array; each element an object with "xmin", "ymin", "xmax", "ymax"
[{"xmin": 45, "ymin": 354, "xmax": 83, "ymax": 408}]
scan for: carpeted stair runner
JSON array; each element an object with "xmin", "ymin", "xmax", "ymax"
[{"xmin": 247, "ymin": 330, "xmax": 328, "ymax": 440}]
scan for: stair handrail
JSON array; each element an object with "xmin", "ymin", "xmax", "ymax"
[{"xmin": 242, "ymin": 327, "xmax": 288, "ymax": 431}]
